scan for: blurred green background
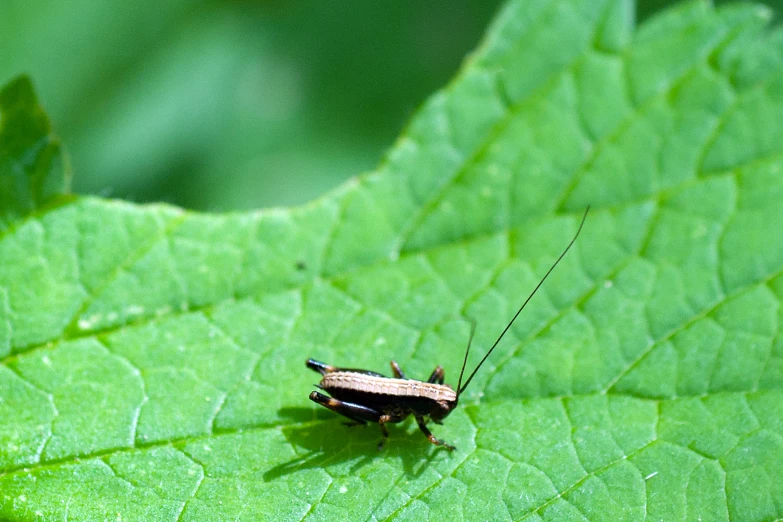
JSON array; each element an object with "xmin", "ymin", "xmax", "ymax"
[{"xmin": 1, "ymin": 0, "xmax": 779, "ymax": 211}]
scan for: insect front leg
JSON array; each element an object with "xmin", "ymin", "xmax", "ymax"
[
  {"xmin": 309, "ymin": 391, "xmax": 381, "ymax": 426},
  {"xmin": 415, "ymin": 415, "xmax": 455, "ymax": 451},
  {"xmin": 427, "ymin": 365, "xmax": 444, "ymax": 384},
  {"xmin": 390, "ymin": 361, "xmax": 407, "ymax": 379}
]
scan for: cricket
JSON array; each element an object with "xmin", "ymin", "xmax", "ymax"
[{"xmin": 307, "ymin": 207, "xmax": 589, "ymax": 451}]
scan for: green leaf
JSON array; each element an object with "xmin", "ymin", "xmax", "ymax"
[
  {"xmin": 0, "ymin": 76, "xmax": 70, "ymax": 230},
  {"xmin": 2, "ymin": 0, "xmax": 783, "ymax": 520}
]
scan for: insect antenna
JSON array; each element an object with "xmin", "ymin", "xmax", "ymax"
[
  {"xmin": 455, "ymin": 317, "xmax": 477, "ymax": 403},
  {"xmin": 456, "ymin": 207, "xmax": 590, "ymax": 399}
]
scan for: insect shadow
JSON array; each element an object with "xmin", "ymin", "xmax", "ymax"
[{"xmin": 263, "ymin": 407, "xmax": 440, "ymax": 481}]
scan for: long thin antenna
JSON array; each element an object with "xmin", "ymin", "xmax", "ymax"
[
  {"xmin": 455, "ymin": 317, "xmax": 477, "ymax": 400},
  {"xmin": 457, "ymin": 206, "xmax": 590, "ymax": 397}
]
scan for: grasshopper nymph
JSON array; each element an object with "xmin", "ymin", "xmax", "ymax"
[{"xmin": 308, "ymin": 207, "xmax": 589, "ymax": 450}]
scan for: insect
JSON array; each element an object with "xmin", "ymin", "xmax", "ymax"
[{"xmin": 307, "ymin": 207, "xmax": 589, "ymax": 450}]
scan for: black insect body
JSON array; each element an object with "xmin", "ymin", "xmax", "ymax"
[
  {"xmin": 308, "ymin": 359, "xmax": 457, "ymax": 450},
  {"xmin": 307, "ymin": 208, "xmax": 589, "ymax": 451}
]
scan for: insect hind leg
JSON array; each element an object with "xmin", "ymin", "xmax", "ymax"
[
  {"xmin": 306, "ymin": 359, "xmax": 336, "ymax": 375},
  {"xmin": 309, "ymin": 392, "xmax": 381, "ymax": 426},
  {"xmin": 309, "ymin": 392, "xmax": 406, "ymax": 450}
]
